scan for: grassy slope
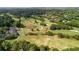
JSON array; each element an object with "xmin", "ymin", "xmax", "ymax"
[
  {"xmin": 4, "ymin": 15, "xmax": 79, "ymax": 50},
  {"xmin": 52, "ymin": 30, "xmax": 79, "ymax": 36},
  {"xmin": 13, "ymin": 19, "xmax": 79, "ymax": 50}
]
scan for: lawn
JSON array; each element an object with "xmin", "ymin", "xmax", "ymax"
[{"xmin": 51, "ymin": 30, "xmax": 79, "ymax": 36}]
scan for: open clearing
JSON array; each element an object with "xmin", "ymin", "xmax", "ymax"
[
  {"xmin": 10, "ymin": 20, "xmax": 79, "ymax": 51},
  {"xmin": 16, "ymin": 34, "xmax": 79, "ymax": 50}
]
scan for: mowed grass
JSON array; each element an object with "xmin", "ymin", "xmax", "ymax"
[{"xmin": 52, "ymin": 30, "xmax": 79, "ymax": 36}]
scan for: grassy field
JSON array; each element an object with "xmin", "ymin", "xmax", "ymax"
[
  {"xmin": 3, "ymin": 17, "xmax": 79, "ymax": 51},
  {"xmin": 25, "ymin": 35, "xmax": 79, "ymax": 50},
  {"xmin": 1, "ymin": 8, "xmax": 79, "ymax": 51},
  {"xmin": 52, "ymin": 30, "xmax": 79, "ymax": 36},
  {"xmin": 14, "ymin": 33, "xmax": 79, "ymax": 50},
  {"xmin": 7, "ymin": 20, "xmax": 79, "ymax": 51}
]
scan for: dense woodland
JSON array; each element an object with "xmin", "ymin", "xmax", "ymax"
[{"xmin": 0, "ymin": 7, "xmax": 79, "ymax": 51}]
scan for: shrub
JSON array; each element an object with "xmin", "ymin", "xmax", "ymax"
[
  {"xmin": 50, "ymin": 24, "xmax": 58, "ymax": 30},
  {"xmin": 62, "ymin": 47, "xmax": 79, "ymax": 51},
  {"xmin": 4, "ymin": 32, "xmax": 19, "ymax": 40},
  {"xmin": 49, "ymin": 47, "xmax": 59, "ymax": 51},
  {"xmin": 11, "ymin": 40, "xmax": 30, "ymax": 51},
  {"xmin": 1, "ymin": 41, "xmax": 12, "ymax": 51},
  {"xmin": 28, "ymin": 32, "xmax": 38, "ymax": 35},
  {"xmin": 50, "ymin": 24, "xmax": 73, "ymax": 30},
  {"xmin": 11, "ymin": 40, "xmax": 40, "ymax": 51},
  {"xmin": 73, "ymin": 35, "xmax": 79, "ymax": 40},
  {"xmin": 46, "ymin": 31, "xmax": 54, "ymax": 36},
  {"xmin": 58, "ymin": 33, "xmax": 71, "ymax": 39},
  {"xmin": 20, "ymin": 41, "xmax": 30, "ymax": 51},
  {"xmin": 40, "ymin": 22, "xmax": 47, "ymax": 26},
  {"xmin": 28, "ymin": 44, "xmax": 40, "ymax": 51},
  {"xmin": 11, "ymin": 41, "xmax": 22, "ymax": 51},
  {"xmin": 58, "ymin": 33, "xmax": 65, "ymax": 38},
  {"xmin": 39, "ymin": 45, "xmax": 49, "ymax": 51},
  {"xmin": 64, "ymin": 34, "xmax": 71, "ymax": 39}
]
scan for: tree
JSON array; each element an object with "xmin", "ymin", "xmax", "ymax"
[
  {"xmin": 1, "ymin": 41, "xmax": 12, "ymax": 51},
  {"xmin": 0, "ymin": 14, "xmax": 15, "ymax": 27}
]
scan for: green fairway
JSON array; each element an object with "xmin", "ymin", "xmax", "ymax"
[{"xmin": 52, "ymin": 30, "xmax": 79, "ymax": 36}]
